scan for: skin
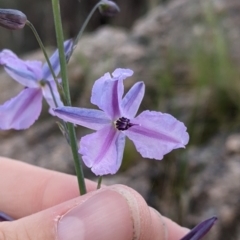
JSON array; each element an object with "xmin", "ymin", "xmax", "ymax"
[{"xmin": 0, "ymin": 157, "xmax": 188, "ymax": 240}]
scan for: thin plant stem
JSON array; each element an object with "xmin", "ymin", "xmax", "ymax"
[
  {"xmin": 26, "ymin": 21, "xmax": 66, "ymax": 105},
  {"xmin": 26, "ymin": 21, "xmax": 58, "ymax": 86},
  {"xmin": 26, "ymin": 20, "xmax": 65, "ymax": 101},
  {"xmin": 97, "ymin": 176, "xmax": 103, "ymax": 189},
  {"xmin": 44, "ymin": 81, "xmax": 72, "ymax": 168},
  {"xmin": 68, "ymin": 1, "xmax": 101, "ymax": 60},
  {"xmin": 27, "ymin": 20, "xmax": 70, "ymax": 145},
  {"xmin": 27, "ymin": 16, "xmax": 79, "ymax": 176},
  {"xmin": 43, "ymin": 81, "xmax": 70, "ymax": 146},
  {"xmin": 44, "ymin": 81, "xmax": 58, "ymax": 107},
  {"xmin": 51, "ymin": 0, "xmax": 86, "ymax": 195}
]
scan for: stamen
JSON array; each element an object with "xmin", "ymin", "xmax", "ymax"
[{"xmin": 115, "ymin": 117, "xmax": 133, "ymax": 131}]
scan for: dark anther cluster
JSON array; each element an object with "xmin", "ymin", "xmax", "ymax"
[{"xmin": 115, "ymin": 117, "xmax": 133, "ymax": 131}]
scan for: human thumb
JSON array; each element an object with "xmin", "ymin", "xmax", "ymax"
[{"xmin": 0, "ymin": 185, "xmax": 187, "ymax": 240}]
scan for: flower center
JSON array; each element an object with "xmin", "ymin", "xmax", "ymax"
[
  {"xmin": 115, "ymin": 117, "xmax": 133, "ymax": 131},
  {"xmin": 39, "ymin": 79, "xmax": 46, "ymax": 87}
]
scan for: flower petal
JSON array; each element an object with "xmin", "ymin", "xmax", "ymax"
[
  {"xmin": 41, "ymin": 80, "xmax": 63, "ymax": 115},
  {"xmin": 124, "ymin": 110, "xmax": 189, "ymax": 160},
  {"xmin": 79, "ymin": 125, "xmax": 125, "ymax": 175},
  {"xmin": 0, "ymin": 49, "xmax": 16, "ymax": 64},
  {"xmin": 0, "ymin": 88, "xmax": 42, "ymax": 130},
  {"xmin": 0, "ymin": 49, "xmax": 41, "ymax": 87},
  {"xmin": 121, "ymin": 81, "xmax": 145, "ymax": 118},
  {"xmin": 99, "ymin": 79, "xmax": 123, "ymax": 119},
  {"xmin": 42, "ymin": 39, "xmax": 73, "ymax": 79},
  {"xmin": 53, "ymin": 107, "xmax": 111, "ymax": 130},
  {"xmin": 91, "ymin": 68, "xmax": 134, "ymax": 119},
  {"xmin": 180, "ymin": 217, "xmax": 217, "ymax": 240},
  {"xmin": 91, "ymin": 73, "xmax": 123, "ymax": 119},
  {"xmin": 112, "ymin": 68, "xmax": 134, "ymax": 80},
  {"xmin": 91, "ymin": 72, "xmax": 111, "ymax": 106}
]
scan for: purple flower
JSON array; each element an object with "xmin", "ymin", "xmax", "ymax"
[
  {"xmin": 54, "ymin": 68, "xmax": 189, "ymax": 175},
  {"xmin": 0, "ymin": 40, "xmax": 72, "ymax": 130},
  {"xmin": 180, "ymin": 217, "xmax": 217, "ymax": 240}
]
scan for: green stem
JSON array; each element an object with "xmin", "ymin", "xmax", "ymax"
[
  {"xmin": 51, "ymin": 0, "xmax": 86, "ymax": 195},
  {"xmin": 68, "ymin": 2, "xmax": 101, "ymax": 60},
  {"xmin": 97, "ymin": 176, "xmax": 103, "ymax": 189}
]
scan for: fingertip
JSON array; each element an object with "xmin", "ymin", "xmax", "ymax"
[
  {"xmin": 108, "ymin": 184, "xmax": 148, "ymax": 239},
  {"xmin": 149, "ymin": 207, "xmax": 168, "ymax": 240},
  {"xmin": 109, "ymin": 185, "xmax": 189, "ymax": 240},
  {"xmin": 162, "ymin": 217, "xmax": 189, "ymax": 240},
  {"xmin": 108, "ymin": 185, "xmax": 167, "ymax": 240},
  {"xmin": 148, "ymin": 208, "xmax": 190, "ymax": 240}
]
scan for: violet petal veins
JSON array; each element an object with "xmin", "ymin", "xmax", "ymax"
[
  {"xmin": 0, "ymin": 39, "xmax": 72, "ymax": 130},
  {"xmin": 80, "ymin": 125, "xmax": 125, "ymax": 175},
  {"xmin": 121, "ymin": 81, "xmax": 145, "ymax": 119},
  {"xmin": 54, "ymin": 68, "xmax": 189, "ymax": 175},
  {"xmin": 0, "ymin": 88, "xmax": 42, "ymax": 130},
  {"xmin": 180, "ymin": 217, "xmax": 217, "ymax": 240},
  {"xmin": 125, "ymin": 111, "xmax": 189, "ymax": 159}
]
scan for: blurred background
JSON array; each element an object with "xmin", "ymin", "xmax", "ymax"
[
  {"xmin": 0, "ymin": 0, "xmax": 150, "ymax": 52},
  {"xmin": 1, "ymin": 0, "xmax": 240, "ymax": 239}
]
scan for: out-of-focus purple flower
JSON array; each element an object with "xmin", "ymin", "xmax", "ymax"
[
  {"xmin": 180, "ymin": 217, "xmax": 217, "ymax": 240},
  {"xmin": 0, "ymin": 39, "xmax": 72, "ymax": 130},
  {"xmin": 53, "ymin": 68, "xmax": 189, "ymax": 176}
]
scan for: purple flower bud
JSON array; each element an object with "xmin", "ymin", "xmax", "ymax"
[
  {"xmin": 98, "ymin": 0, "xmax": 120, "ymax": 17},
  {"xmin": 0, "ymin": 9, "xmax": 27, "ymax": 30},
  {"xmin": 180, "ymin": 217, "xmax": 217, "ymax": 240}
]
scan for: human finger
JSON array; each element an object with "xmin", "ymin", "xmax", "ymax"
[
  {"xmin": 0, "ymin": 184, "xmax": 188, "ymax": 240},
  {"xmin": 0, "ymin": 157, "xmax": 96, "ymax": 218}
]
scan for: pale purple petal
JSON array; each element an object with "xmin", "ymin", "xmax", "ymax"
[
  {"xmin": 112, "ymin": 68, "xmax": 134, "ymax": 80},
  {"xmin": 91, "ymin": 72, "xmax": 112, "ymax": 106},
  {"xmin": 53, "ymin": 107, "xmax": 111, "ymax": 130},
  {"xmin": 0, "ymin": 88, "xmax": 42, "ymax": 130},
  {"xmin": 98, "ymin": 79, "xmax": 123, "ymax": 119},
  {"xmin": 91, "ymin": 68, "xmax": 133, "ymax": 116},
  {"xmin": 42, "ymin": 39, "xmax": 73, "ymax": 79},
  {"xmin": 79, "ymin": 125, "xmax": 125, "ymax": 175},
  {"xmin": 0, "ymin": 49, "xmax": 41, "ymax": 87},
  {"xmin": 121, "ymin": 81, "xmax": 145, "ymax": 118},
  {"xmin": 41, "ymin": 80, "xmax": 63, "ymax": 115},
  {"xmin": 124, "ymin": 110, "xmax": 189, "ymax": 160},
  {"xmin": 0, "ymin": 49, "xmax": 18, "ymax": 65}
]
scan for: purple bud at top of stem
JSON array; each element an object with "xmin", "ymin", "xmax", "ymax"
[
  {"xmin": 0, "ymin": 9, "xmax": 27, "ymax": 30},
  {"xmin": 180, "ymin": 216, "xmax": 217, "ymax": 240},
  {"xmin": 98, "ymin": 0, "xmax": 120, "ymax": 17}
]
